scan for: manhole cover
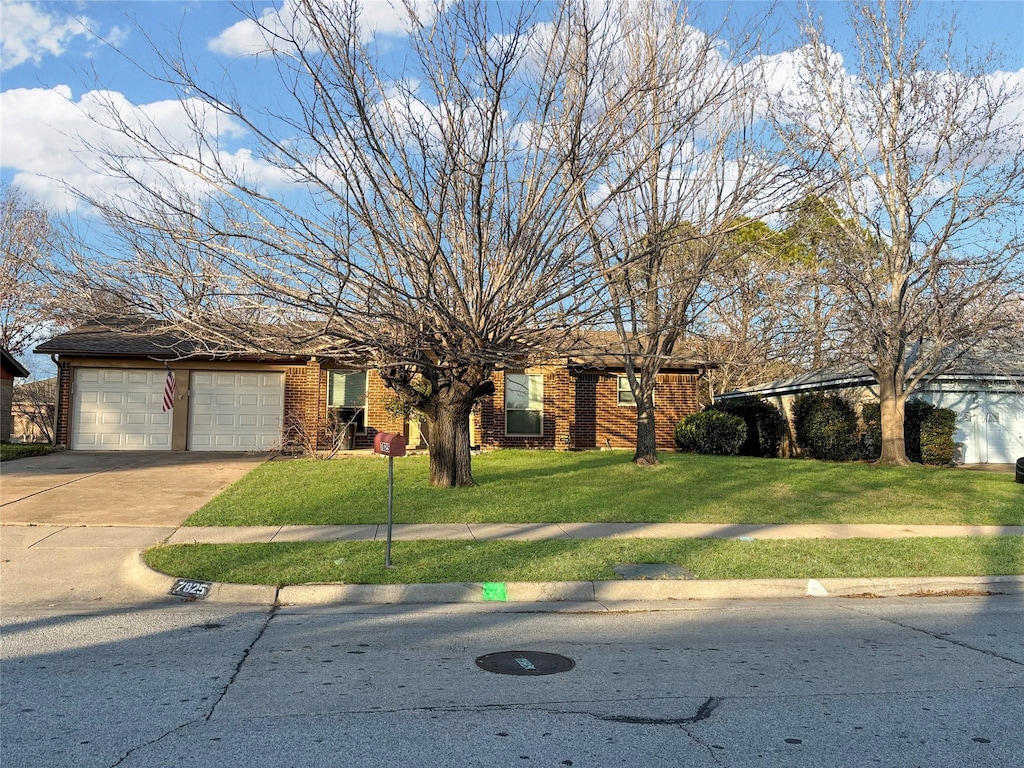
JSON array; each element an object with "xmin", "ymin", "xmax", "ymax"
[
  {"xmin": 475, "ymin": 651, "xmax": 575, "ymax": 676},
  {"xmin": 612, "ymin": 563, "xmax": 696, "ymax": 580}
]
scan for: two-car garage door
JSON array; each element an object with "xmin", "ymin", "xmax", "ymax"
[{"xmin": 72, "ymin": 368, "xmax": 283, "ymax": 451}]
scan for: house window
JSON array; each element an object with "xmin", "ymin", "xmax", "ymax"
[
  {"xmin": 327, "ymin": 369, "xmax": 368, "ymax": 432},
  {"xmin": 617, "ymin": 376, "xmax": 637, "ymax": 406},
  {"xmin": 505, "ymin": 373, "xmax": 543, "ymax": 436}
]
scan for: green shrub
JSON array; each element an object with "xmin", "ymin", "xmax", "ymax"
[
  {"xmin": 903, "ymin": 398, "xmax": 936, "ymax": 463},
  {"xmin": 792, "ymin": 392, "xmax": 859, "ymax": 461},
  {"xmin": 0, "ymin": 443, "xmax": 54, "ymax": 462},
  {"xmin": 920, "ymin": 407, "xmax": 957, "ymax": 465},
  {"xmin": 709, "ymin": 396, "xmax": 786, "ymax": 458},
  {"xmin": 858, "ymin": 398, "xmax": 956, "ymax": 464},
  {"xmin": 674, "ymin": 411, "xmax": 747, "ymax": 455},
  {"xmin": 859, "ymin": 401, "xmax": 882, "ymax": 460}
]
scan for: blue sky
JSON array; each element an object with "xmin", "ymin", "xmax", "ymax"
[{"xmin": 2, "ymin": 1, "xmax": 1022, "ymax": 204}]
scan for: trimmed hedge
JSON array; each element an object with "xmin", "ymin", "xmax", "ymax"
[
  {"xmin": 920, "ymin": 407, "xmax": 957, "ymax": 465},
  {"xmin": 674, "ymin": 411, "xmax": 747, "ymax": 455},
  {"xmin": 708, "ymin": 396, "xmax": 786, "ymax": 458},
  {"xmin": 792, "ymin": 392, "xmax": 860, "ymax": 461}
]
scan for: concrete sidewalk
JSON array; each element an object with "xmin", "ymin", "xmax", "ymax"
[{"xmin": 164, "ymin": 521, "xmax": 1024, "ymax": 544}]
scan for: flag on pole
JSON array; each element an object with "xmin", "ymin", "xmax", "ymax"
[{"xmin": 162, "ymin": 370, "xmax": 175, "ymax": 412}]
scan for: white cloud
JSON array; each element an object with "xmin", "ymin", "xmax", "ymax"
[
  {"xmin": 208, "ymin": 0, "xmax": 439, "ymax": 56},
  {"xmin": 0, "ymin": 1, "xmax": 98, "ymax": 71},
  {"xmin": 0, "ymin": 85, "xmax": 291, "ymax": 212}
]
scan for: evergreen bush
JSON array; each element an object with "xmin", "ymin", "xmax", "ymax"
[
  {"xmin": 709, "ymin": 396, "xmax": 786, "ymax": 458},
  {"xmin": 920, "ymin": 407, "xmax": 957, "ymax": 465},
  {"xmin": 674, "ymin": 411, "xmax": 747, "ymax": 455},
  {"xmin": 903, "ymin": 398, "xmax": 936, "ymax": 463},
  {"xmin": 791, "ymin": 392, "xmax": 859, "ymax": 461},
  {"xmin": 859, "ymin": 401, "xmax": 881, "ymax": 460}
]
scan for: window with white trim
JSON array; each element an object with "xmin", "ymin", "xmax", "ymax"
[
  {"xmin": 327, "ymin": 370, "xmax": 368, "ymax": 431},
  {"xmin": 505, "ymin": 373, "xmax": 543, "ymax": 435},
  {"xmin": 617, "ymin": 376, "xmax": 637, "ymax": 406}
]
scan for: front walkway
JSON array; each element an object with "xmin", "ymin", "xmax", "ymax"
[{"xmin": 165, "ymin": 522, "xmax": 1024, "ymax": 545}]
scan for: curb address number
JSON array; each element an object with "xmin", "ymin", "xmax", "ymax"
[{"xmin": 170, "ymin": 579, "xmax": 212, "ymax": 600}]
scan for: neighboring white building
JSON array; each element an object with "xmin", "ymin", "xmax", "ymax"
[{"xmin": 718, "ymin": 359, "xmax": 1024, "ymax": 465}]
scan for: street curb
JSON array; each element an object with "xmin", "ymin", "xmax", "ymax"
[
  {"xmin": 123, "ymin": 553, "xmax": 280, "ymax": 605},
  {"xmin": 276, "ymin": 576, "xmax": 1024, "ymax": 605},
  {"xmin": 128, "ymin": 554, "xmax": 1024, "ymax": 605}
]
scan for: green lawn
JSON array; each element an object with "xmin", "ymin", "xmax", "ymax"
[
  {"xmin": 144, "ymin": 536, "xmax": 1024, "ymax": 586},
  {"xmin": 186, "ymin": 450, "xmax": 1024, "ymax": 527}
]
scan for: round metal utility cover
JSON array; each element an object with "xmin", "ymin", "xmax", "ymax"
[{"xmin": 475, "ymin": 651, "xmax": 575, "ymax": 676}]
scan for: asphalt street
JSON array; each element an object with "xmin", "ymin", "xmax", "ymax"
[{"xmin": 2, "ymin": 596, "xmax": 1023, "ymax": 767}]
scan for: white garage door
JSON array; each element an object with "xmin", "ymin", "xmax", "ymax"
[
  {"xmin": 979, "ymin": 392, "xmax": 1024, "ymax": 464},
  {"xmin": 931, "ymin": 389, "xmax": 1024, "ymax": 464},
  {"xmin": 72, "ymin": 369, "xmax": 172, "ymax": 450},
  {"xmin": 188, "ymin": 371, "xmax": 284, "ymax": 451}
]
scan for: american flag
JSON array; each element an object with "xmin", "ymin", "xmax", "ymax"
[{"xmin": 162, "ymin": 370, "xmax": 175, "ymax": 412}]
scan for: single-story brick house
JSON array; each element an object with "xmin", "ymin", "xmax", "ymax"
[
  {"xmin": 717, "ymin": 357, "xmax": 1024, "ymax": 464},
  {"xmin": 36, "ymin": 321, "xmax": 709, "ymax": 453},
  {"xmin": 1, "ymin": 346, "xmax": 31, "ymax": 442}
]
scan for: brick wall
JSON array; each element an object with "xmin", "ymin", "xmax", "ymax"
[
  {"xmin": 474, "ymin": 367, "xmax": 700, "ymax": 452},
  {"xmin": 54, "ymin": 361, "xmax": 72, "ymax": 448},
  {"xmin": 283, "ymin": 359, "xmax": 324, "ymax": 452}
]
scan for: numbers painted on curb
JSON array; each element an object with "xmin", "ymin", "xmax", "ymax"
[{"xmin": 169, "ymin": 579, "xmax": 212, "ymax": 600}]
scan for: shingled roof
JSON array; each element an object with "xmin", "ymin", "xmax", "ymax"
[
  {"xmin": 1, "ymin": 346, "xmax": 30, "ymax": 377},
  {"xmin": 565, "ymin": 330, "xmax": 714, "ymax": 371},
  {"xmin": 34, "ymin": 320, "xmax": 305, "ymax": 362}
]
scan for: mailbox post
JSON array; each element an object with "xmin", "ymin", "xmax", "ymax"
[{"xmin": 373, "ymin": 432, "xmax": 407, "ymax": 567}]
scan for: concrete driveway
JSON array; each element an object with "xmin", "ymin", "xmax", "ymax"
[
  {"xmin": 1, "ymin": 452, "xmax": 267, "ymax": 608},
  {"xmin": 0, "ymin": 451, "xmax": 266, "ymax": 527}
]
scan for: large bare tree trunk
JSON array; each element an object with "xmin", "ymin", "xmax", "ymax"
[
  {"xmin": 426, "ymin": 399, "xmax": 476, "ymax": 487},
  {"xmin": 876, "ymin": 373, "xmax": 910, "ymax": 466},
  {"xmin": 634, "ymin": 389, "xmax": 658, "ymax": 465}
]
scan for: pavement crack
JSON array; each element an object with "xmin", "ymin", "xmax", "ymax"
[
  {"xmin": 205, "ymin": 606, "xmax": 278, "ymax": 721},
  {"xmin": 595, "ymin": 696, "xmax": 721, "ymax": 726},
  {"xmin": 109, "ymin": 720, "xmax": 198, "ymax": 767},
  {"xmin": 842, "ymin": 604, "xmax": 1023, "ymax": 666}
]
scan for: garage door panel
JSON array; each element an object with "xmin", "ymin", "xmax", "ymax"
[
  {"xmin": 188, "ymin": 370, "xmax": 283, "ymax": 452},
  {"xmin": 73, "ymin": 368, "xmax": 173, "ymax": 451}
]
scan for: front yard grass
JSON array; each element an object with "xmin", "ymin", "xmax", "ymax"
[
  {"xmin": 186, "ymin": 450, "xmax": 1024, "ymax": 527},
  {"xmin": 144, "ymin": 536, "xmax": 1024, "ymax": 586}
]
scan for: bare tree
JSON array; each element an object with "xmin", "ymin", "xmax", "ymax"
[
  {"xmin": 57, "ymin": 0, "xmax": 664, "ymax": 485},
  {"xmin": 11, "ymin": 377, "xmax": 56, "ymax": 444},
  {"xmin": 772, "ymin": 0, "xmax": 1024, "ymax": 464},
  {"xmin": 577, "ymin": 2, "xmax": 795, "ymax": 465},
  {"xmin": 0, "ymin": 185, "xmax": 62, "ymax": 355}
]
